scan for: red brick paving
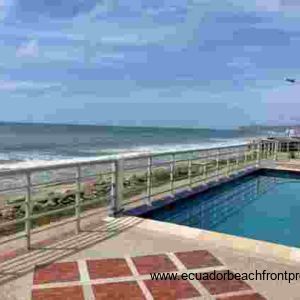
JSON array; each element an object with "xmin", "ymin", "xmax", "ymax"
[
  {"xmin": 132, "ymin": 254, "xmax": 177, "ymax": 275},
  {"xmin": 199, "ymin": 270, "xmax": 252, "ymax": 295},
  {"xmin": 33, "ymin": 262, "xmax": 80, "ymax": 284},
  {"xmin": 175, "ymin": 249, "xmax": 223, "ymax": 269},
  {"xmin": 144, "ymin": 279, "xmax": 200, "ymax": 300},
  {"xmin": 31, "ymin": 251, "xmax": 263, "ymax": 300},
  {"xmin": 216, "ymin": 293, "xmax": 267, "ymax": 300},
  {"xmin": 32, "ymin": 286, "xmax": 84, "ymax": 300},
  {"xmin": 87, "ymin": 258, "xmax": 133, "ymax": 279},
  {"xmin": 92, "ymin": 281, "xmax": 145, "ymax": 300}
]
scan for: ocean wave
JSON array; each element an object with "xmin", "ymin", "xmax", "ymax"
[
  {"xmin": 0, "ymin": 151, "xmax": 75, "ymax": 162},
  {"xmin": 115, "ymin": 137, "xmax": 253, "ymax": 153},
  {"xmin": 0, "ymin": 137, "xmax": 258, "ymax": 163}
]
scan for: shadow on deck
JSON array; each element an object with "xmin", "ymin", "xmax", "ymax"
[{"xmin": 0, "ymin": 216, "xmax": 142, "ymax": 286}]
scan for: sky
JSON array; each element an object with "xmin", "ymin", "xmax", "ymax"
[{"xmin": 0, "ymin": 0, "xmax": 300, "ymax": 129}]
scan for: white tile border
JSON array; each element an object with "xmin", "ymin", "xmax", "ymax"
[
  {"xmin": 166, "ymin": 252, "xmax": 211, "ymax": 298},
  {"xmin": 78, "ymin": 260, "xmax": 95, "ymax": 300},
  {"xmin": 215, "ymin": 290, "xmax": 259, "ymax": 299},
  {"xmin": 78, "ymin": 260, "xmax": 91, "ymax": 284},
  {"xmin": 122, "ymin": 217, "xmax": 300, "ymax": 265},
  {"xmin": 125, "ymin": 255, "xmax": 153, "ymax": 300}
]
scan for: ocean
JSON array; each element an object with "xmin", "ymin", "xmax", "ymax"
[{"xmin": 0, "ymin": 122, "xmax": 266, "ymax": 162}]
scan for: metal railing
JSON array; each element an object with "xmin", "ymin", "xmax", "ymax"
[
  {"xmin": 0, "ymin": 139, "xmax": 281, "ymax": 249},
  {"xmin": 274, "ymin": 139, "xmax": 300, "ymax": 160}
]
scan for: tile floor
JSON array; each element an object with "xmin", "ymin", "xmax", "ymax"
[{"xmin": 31, "ymin": 249, "xmax": 266, "ymax": 300}]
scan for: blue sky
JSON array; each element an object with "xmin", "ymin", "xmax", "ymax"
[{"xmin": 0, "ymin": 0, "xmax": 300, "ymax": 129}]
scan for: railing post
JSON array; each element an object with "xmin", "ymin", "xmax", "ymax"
[
  {"xmin": 75, "ymin": 165, "xmax": 81, "ymax": 234},
  {"xmin": 25, "ymin": 172, "xmax": 31, "ymax": 250},
  {"xmin": 110, "ymin": 159, "xmax": 124, "ymax": 216},
  {"xmin": 274, "ymin": 141, "xmax": 278, "ymax": 161},
  {"xmin": 170, "ymin": 154, "xmax": 175, "ymax": 196},
  {"xmin": 226, "ymin": 155, "xmax": 230, "ymax": 176},
  {"xmin": 256, "ymin": 142, "xmax": 261, "ymax": 167},
  {"xmin": 287, "ymin": 141, "xmax": 290, "ymax": 160},
  {"xmin": 252, "ymin": 142, "xmax": 256, "ymax": 162},
  {"xmin": 270, "ymin": 142, "xmax": 274, "ymax": 158},
  {"xmin": 146, "ymin": 156, "xmax": 152, "ymax": 205},
  {"xmin": 203, "ymin": 163, "xmax": 207, "ymax": 182},
  {"xmin": 270, "ymin": 142, "xmax": 273, "ymax": 159},
  {"xmin": 216, "ymin": 149, "xmax": 220, "ymax": 177},
  {"xmin": 235, "ymin": 148, "xmax": 239, "ymax": 171},
  {"xmin": 188, "ymin": 158, "xmax": 192, "ymax": 189}
]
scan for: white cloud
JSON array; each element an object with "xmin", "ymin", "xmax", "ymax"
[
  {"xmin": 99, "ymin": 34, "xmax": 146, "ymax": 45},
  {"xmin": 32, "ymin": 31, "xmax": 85, "ymax": 41},
  {"xmin": 145, "ymin": 6, "xmax": 179, "ymax": 16},
  {"xmin": 255, "ymin": 0, "xmax": 281, "ymax": 12},
  {"xmin": 0, "ymin": 0, "xmax": 10, "ymax": 20},
  {"xmin": 257, "ymin": 0, "xmax": 300, "ymax": 12},
  {"xmin": 260, "ymin": 81, "xmax": 300, "ymax": 104},
  {"xmin": 0, "ymin": 80, "xmax": 61, "ymax": 92},
  {"xmin": 227, "ymin": 0, "xmax": 300, "ymax": 13},
  {"xmin": 42, "ymin": 48, "xmax": 84, "ymax": 62},
  {"xmin": 16, "ymin": 40, "xmax": 39, "ymax": 58},
  {"xmin": 227, "ymin": 57, "xmax": 254, "ymax": 68}
]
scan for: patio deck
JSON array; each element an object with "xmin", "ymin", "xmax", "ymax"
[
  {"xmin": 1, "ymin": 215, "xmax": 300, "ymax": 300},
  {"xmin": 274, "ymin": 160, "xmax": 300, "ymax": 171}
]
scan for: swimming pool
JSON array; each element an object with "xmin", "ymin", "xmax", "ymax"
[{"xmin": 143, "ymin": 169, "xmax": 300, "ymax": 248}]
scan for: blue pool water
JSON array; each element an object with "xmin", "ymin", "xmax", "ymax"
[{"xmin": 145, "ymin": 170, "xmax": 300, "ymax": 248}]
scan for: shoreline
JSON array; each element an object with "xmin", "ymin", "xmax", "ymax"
[
  {"xmin": 0, "ymin": 137, "xmax": 258, "ymax": 169},
  {"xmin": 0, "ymin": 159, "xmax": 24, "ymax": 165}
]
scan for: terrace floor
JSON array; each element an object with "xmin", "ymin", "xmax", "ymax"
[
  {"xmin": 1, "ymin": 215, "xmax": 300, "ymax": 300},
  {"xmin": 275, "ymin": 160, "xmax": 300, "ymax": 171}
]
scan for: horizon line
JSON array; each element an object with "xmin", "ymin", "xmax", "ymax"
[{"xmin": 0, "ymin": 120, "xmax": 299, "ymax": 131}]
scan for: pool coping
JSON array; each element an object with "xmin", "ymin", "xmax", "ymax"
[{"xmin": 106, "ymin": 215, "xmax": 300, "ymax": 265}]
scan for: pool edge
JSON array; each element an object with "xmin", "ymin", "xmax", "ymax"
[{"xmin": 105, "ymin": 215, "xmax": 300, "ymax": 265}]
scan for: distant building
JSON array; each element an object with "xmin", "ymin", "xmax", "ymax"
[{"xmin": 286, "ymin": 128, "xmax": 300, "ymax": 138}]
